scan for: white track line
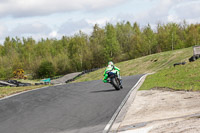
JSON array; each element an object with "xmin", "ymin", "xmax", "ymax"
[
  {"xmin": 0, "ymin": 83, "xmax": 65, "ymax": 101},
  {"xmin": 103, "ymin": 74, "xmax": 147, "ymax": 133}
]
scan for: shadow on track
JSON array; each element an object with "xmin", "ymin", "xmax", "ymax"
[{"xmin": 90, "ymin": 89, "xmax": 117, "ymax": 93}]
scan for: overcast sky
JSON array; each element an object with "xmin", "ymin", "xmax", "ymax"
[{"xmin": 0, "ymin": 0, "xmax": 200, "ymax": 43}]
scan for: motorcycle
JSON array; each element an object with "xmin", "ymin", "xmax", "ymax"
[{"xmin": 107, "ymin": 71, "xmax": 123, "ymax": 90}]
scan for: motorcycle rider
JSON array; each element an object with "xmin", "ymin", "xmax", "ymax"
[{"xmin": 103, "ymin": 61, "xmax": 122, "ymax": 87}]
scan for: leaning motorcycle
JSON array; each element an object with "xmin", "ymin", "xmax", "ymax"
[{"xmin": 107, "ymin": 71, "xmax": 122, "ymax": 90}]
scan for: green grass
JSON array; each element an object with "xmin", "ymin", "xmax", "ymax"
[
  {"xmin": 0, "ymin": 85, "xmax": 47, "ymax": 99},
  {"xmin": 140, "ymin": 59, "xmax": 200, "ymax": 91},
  {"xmin": 74, "ymin": 47, "xmax": 193, "ymax": 83}
]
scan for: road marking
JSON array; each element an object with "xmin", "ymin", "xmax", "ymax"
[
  {"xmin": 103, "ymin": 74, "xmax": 148, "ymax": 133},
  {"xmin": 0, "ymin": 86, "xmax": 50, "ymax": 101},
  {"xmin": 0, "ymin": 83, "xmax": 65, "ymax": 101}
]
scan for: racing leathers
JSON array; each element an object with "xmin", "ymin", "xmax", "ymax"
[{"xmin": 103, "ymin": 65, "xmax": 121, "ymax": 83}]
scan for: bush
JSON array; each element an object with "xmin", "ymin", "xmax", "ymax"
[
  {"xmin": 13, "ymin": 69, "xmax": 25, "ymax": 79},
  {"xmin": 37, "ymin": 61, "xmax": 55, "ymax": 78},
  {"xmin": 0, "ymin": 68, "xmax": 13, "ymax": 80}
]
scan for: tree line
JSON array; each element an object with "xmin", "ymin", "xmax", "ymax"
[{"xmin": 0, "ymin": 21, "xmax": 200, "ymax": 79}]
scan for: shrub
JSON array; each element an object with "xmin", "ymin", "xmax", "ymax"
[
  {"xmin": 13, "ymin": 69, "xmax": 25, "ymax": 79},
  {"xmin": 0, "ymin": 68, "xmax": 13, "ymax": 80},
  {"xmin": 37, "ymin": 61, "xmax": 55, "ymax": 78}
]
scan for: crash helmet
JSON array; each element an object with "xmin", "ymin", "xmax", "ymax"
[{"xmin": 108, "ymin": 61, "xmax": 114, "ymax": 66}]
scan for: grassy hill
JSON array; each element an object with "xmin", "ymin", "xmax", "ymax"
[
  {"xmin": 74, "ymin": 47, "xmax": 192, "ymax": 81},
  {"xmin": 74, "ymin": 47, "xmax": 200, "ymax": 91}
]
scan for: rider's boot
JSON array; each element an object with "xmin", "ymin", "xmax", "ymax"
[
  {"xmin": 118, "ymin": 76, "xmax": 123, "ymax": 89},
  {"xmin": 119, "ymin": 81, "xmax": 123, "ymax": 89},
  {"xmin": 117, "ymin": 72, "xmax": 123, "ymax": 89}
]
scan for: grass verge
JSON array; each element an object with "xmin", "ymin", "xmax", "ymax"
[
  {"xmin": 140, "ymin": 59, "xmax": 200, "ymax": 91},
  {"xmin": 0, "ymin": 85, "xmax": 47, "ymax": 99}
]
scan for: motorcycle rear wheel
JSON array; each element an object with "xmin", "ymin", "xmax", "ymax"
[{"xmin": 111, "ymin": 77, "xmax": 120, "ymax": 90}]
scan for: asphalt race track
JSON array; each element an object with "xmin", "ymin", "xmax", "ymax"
[{"xmin": 0, "ymin": 75, "xmax": 143, "ymax": 133}]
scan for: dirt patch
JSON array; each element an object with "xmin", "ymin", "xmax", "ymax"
[
  {"xmin": 149, "ymin": 117, "xmax": 200, "ymax": 133},
  {"xmin": 118, "ymin": 90, "xmax": 200, "ymax": 133}
]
